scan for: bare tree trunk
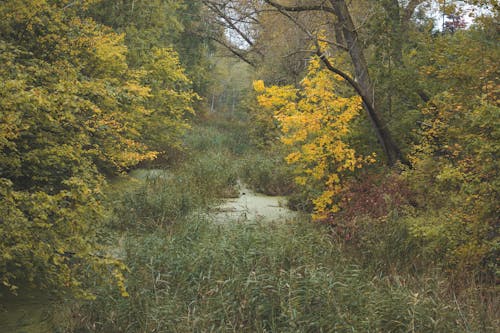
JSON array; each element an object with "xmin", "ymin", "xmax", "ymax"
[
  {"xmin": 210, "ymin": 93, "xmax": 216, "ymax": 113},
  {"xmin": 329, "ymin": 0, "xmax": 404, "ymax": 165}
]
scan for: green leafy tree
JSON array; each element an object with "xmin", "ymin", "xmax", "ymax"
[
  {"xmin": 140, "ymin": 47, "xmax": 197, "ymax": 152},
  {"xmin": 89, "ymin": 0, "xmax": 212, "ymax": 95}
]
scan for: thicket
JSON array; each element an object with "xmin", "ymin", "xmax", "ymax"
[
  {"xmin": 52, "ymin": 119, "xmax": 495, "ymax": 331},
  {"xmin": 250, "ymin": 19, "xmax": 499, "ymax": 281},
  {"xmin": 0, "ymin": 0, "xmax": 197, "ymax": 296},
  {"xmin": 185, "ymin": 113, "xmax": 296, "ymax": 196}
]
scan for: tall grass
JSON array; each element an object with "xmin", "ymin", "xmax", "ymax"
[
  {"xmin": 184, "ymin": 117, "xmax": 252, "ymax": 156},
  {"xmin": 59, "ymin": 218, "xmax": 492, "ymax": 332},
  {"xmin": 184, "ymin": 118, "xmax": 296, "ymax": 197},
  {"xmin": 239, "ymin": 151, "xmax": 296, "ymax": 196},
  {"xmin": 56, "ymin": 117, "xmax": 497, "ymax": 332},
  {"xmin": 106, "ymin": 120, "xmax": 244, "ymax": 231},
  {"xmin": 107, "ymin": 150, "xmax": 239, "ymax": 231}
]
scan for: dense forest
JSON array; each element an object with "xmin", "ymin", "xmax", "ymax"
[{"xmin": 0, "ymin": 0, "xmax": 498, "ymax": 332}]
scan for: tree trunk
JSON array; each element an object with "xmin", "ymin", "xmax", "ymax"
[
  {"xmin": 329, "ymin": 0, "xmax": 404, "ymax": 166},
  {"xmin": 381, "ymin": 0, "xmax": 404, "ymax": 65}
]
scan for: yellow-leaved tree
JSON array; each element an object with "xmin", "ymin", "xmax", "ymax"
[
  {"xmin": 403, "ymin": 29, "xmax": 500, "ymax": 271},
  {"xmin": 254, "ymin": 55, "xmax": 374, "ymax": 220}
]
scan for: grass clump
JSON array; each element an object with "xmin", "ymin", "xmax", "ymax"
[
  {"xmin": 108, "ymin": 150, "xmax": 239, "ymax": 231},
  {"xmin": 239, "ymin": 151, "xmax": 295, "ymax": 196},
  {"xmin": 104, "ymin": 118, "xmax": 247, "ymax": 231}
]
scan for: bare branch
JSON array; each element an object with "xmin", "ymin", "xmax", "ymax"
[
  {"xmin": 204, "ymin": 34, "xmax": 256, "ymax": 67},
  {"xmin": 203, "ymin": 0, "xmax": 256, "ymax": 48},
  {"xmin": 316, "ymin": 51, "xmax": 367, "ymax": 109}
]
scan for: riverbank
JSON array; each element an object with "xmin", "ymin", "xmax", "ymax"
[{"xmin": 2, "ymin": 116, "xmax": 496, "ymax": 332}]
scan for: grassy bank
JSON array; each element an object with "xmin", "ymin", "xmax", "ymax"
[
  {"xmin": 61, "ymin": 218, "xmax": 491, "ymax": 332},
  {"xmin": 54, "ymin": 116, "xmax": 497, "ymax": 332}
]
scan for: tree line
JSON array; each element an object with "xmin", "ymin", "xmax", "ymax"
[{"xmin": 203, "ymin": 0, "xmax": 499, "ymax": 276}]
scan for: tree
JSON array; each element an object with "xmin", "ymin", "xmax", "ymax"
[
  {"xmin": 263, "ymin": 0, "xmax": 414, "ymax": 165},
  {"xmin": 140, "ymin": 47, "xmax": 197, "ymax": 152},
  {"xmin": 203, "ymin": 0, "xmax": 414, "ymax": 165},
  {"xmin": 0, "ymin": 0, "xmax": 195, "ymax": 295},
  {"xmin": 89, "ymin": 0, "xmax": 212, "ymax": 95},
  {"xmin": 403, "ymin": 24, "xmax": 499, "ymax": 271},
  {"xmin": 200, "ymin": 0, "xmax": 263, "ymax": 68},
  {"xmin": 255, "ymin": 53, "xmax": 375, "ymax": 220}
]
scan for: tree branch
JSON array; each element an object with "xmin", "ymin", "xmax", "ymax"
[
  {"xmin": 316, "ymin": 51, "xmax": 372, "ymax": 113},
  {"xmin": 203, "ymin": 34, "xmax": 256, "ymax": 67},
  {"xmin": 203, "ymin": 0, "xmax": 256, "ymax": 48},
  {"xmin": 263, "ymin": 0, "xmax": 335, "ymax": 14}
]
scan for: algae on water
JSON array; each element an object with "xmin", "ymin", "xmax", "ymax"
[{"xmin": 211, "ymin": 182, "xmax": 298, "ymax": 224}]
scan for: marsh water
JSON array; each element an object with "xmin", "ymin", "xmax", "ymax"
[
  {"xmin": 124, "ymin": 169, "xmax": 298, "ymax": 224},
  {"xmin": 212, "ymin": 182, "xmax": 297, "ymax": 224}
]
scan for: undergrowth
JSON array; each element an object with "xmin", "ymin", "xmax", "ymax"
[
  {"xmin": 59, "ymin": 218, "xmax": 493, "ymax": 332},
  {"xmin": 55, "ymin": 116, "xmax": 497, "ymax": 332}
]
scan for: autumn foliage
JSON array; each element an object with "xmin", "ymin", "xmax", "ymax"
[
  {"xmin": 0, "ymin": 0, "xmax": 195, "ymax": 295},
  {"xmin": 253, "ymin": 25, "xmax": 499, "ymax": 275},
  {"xmin": 255, "ymin": 55, "xmax": 375, "ymax": 220}
]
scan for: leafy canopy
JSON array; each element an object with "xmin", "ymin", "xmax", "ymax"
[{"xmin": 0, "ymin": 0, "xmax": 195, "ymax": 296}]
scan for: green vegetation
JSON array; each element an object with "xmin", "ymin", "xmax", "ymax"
[
  {"xmin": 62, "ymin": 219, "xmax": 494, "ymax": 332},
  {"xmin": 46, "ymin": 120, "xmax": 494, "ymax": 332},
  {"xmin": 0, "ymin": 0, "xmax": 196, "ymax": 296},
  {"xmin": 1, "ymin": 0, "xmax": 498, "ymax": 331},
  {"xmin": 244, "ymin": 1, "xmax": 499, "ymax": 279},
  {"xmin": 108, "ymin": 153, "xmax": 239, "ymax": 232}
]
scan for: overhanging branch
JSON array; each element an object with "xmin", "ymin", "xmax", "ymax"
[
  {"xmin": 204, "ymin": 34, "xmax": 256, "ymax": 67},
  {"xmin": 263, "ymin": 0, "xmax": 336, "ymax": 14}
]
